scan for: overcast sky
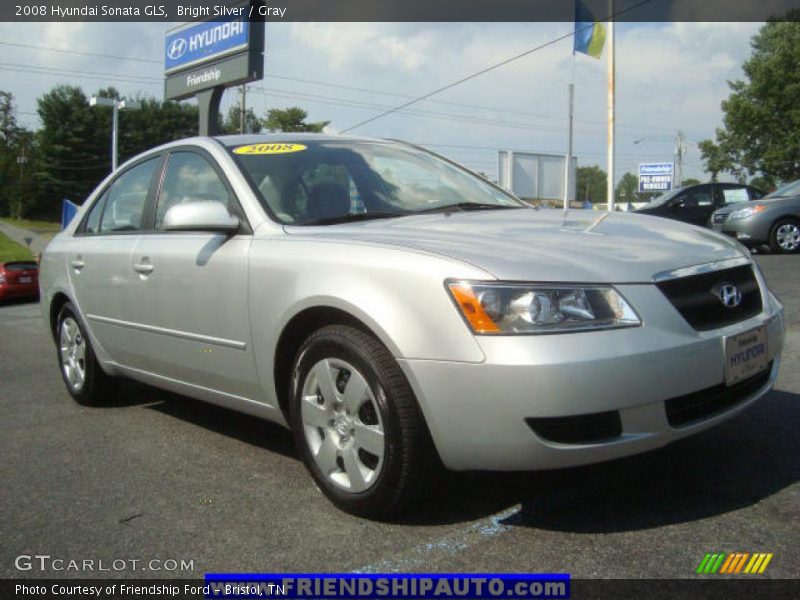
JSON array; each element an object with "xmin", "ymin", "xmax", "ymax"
[{"xmin": 0, "ymin": 21, "xmax": 762, "ymax": 183}]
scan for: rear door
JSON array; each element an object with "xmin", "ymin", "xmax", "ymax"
[
  {"xmin": 669, "ymin": 185, "xmax": 715, "ymax": 226},
  {"xmin": 68, "ymin": 155, "xmax": 162, "ymax": 362},
  {"xmin": 122, "ymin": 149, "xmax": 259, "ymax": 400}
]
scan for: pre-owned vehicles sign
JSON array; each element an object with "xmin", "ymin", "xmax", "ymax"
[{"xmin": 639, "ymin": 163, "xmax": 674, "ymax": 193}]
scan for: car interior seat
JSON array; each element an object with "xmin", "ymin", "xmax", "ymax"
[{"xmin": 306, "ymin": 183, "xmax": 351, "ymax": 222}]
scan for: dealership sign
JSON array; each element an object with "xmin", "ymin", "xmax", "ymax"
[
  {"xmin": 165, "ymin": 18, "xmax": 250, "ymax": 74},
  {"xmin": 164, "ymin": 0, "xmax": 264, "ymax": 102},
  {"xmin": 638, "ymin": 162, "xmax": 674, "ymax": 193}
]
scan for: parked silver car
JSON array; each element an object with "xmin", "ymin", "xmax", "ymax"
[
  {"xmin": 40, "ymin": 135, "xmax": 785, "ymax": 518},
  {"xmin": 711, "ymin": 180, "xmax": 800, "ymax": 253}
]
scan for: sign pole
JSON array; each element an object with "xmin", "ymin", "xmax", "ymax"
[
  {"xmin": 606, "ymin": 0, "xmax": 615, "ymax": 212},
  {"xmin": 197, "ymin": 87, "xmax": 224, "ymax": 136},
  {"xmin": 563, "ymin": 82, "xmax": 574, "ymax": 212}
]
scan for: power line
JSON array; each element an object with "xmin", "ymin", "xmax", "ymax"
[
  {"xmin": 0, "ymin": 41, "xmax": 162, "ymax": 64},
  {"xmin": 341, "ymin": 0, "xmax": 653, "ymax": 133}
]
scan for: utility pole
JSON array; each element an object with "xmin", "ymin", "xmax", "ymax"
[
  {"xmin": 675, "ymin": 130, "xmax": 685, "ymax": 188},
  {"xmin": 240, "ymin": 85, "xmax": 247, "ymax": 134},
  {"xmin": 563, "ymin": 83, "xmax": 574, "ymax": 212},
  {"xmin": 606, "ymin": 0, "xmax": 615, "ymax": 212},
  {"xmin": 15, "ymin": 141, "xmax": 28, "ymax": 220}
]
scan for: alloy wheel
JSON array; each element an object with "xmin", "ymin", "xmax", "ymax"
[
  {"xmin": 776, "ymin": 223, "xmax": 800, "ymax": 251},
  {"xmin": 60, "ymin": 317, "xmax": 86, "ymax": 392}
]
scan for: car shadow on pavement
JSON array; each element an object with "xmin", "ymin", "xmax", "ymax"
[
  {"xmin": 399, "ymin": 389, "xmax": 800, "ymax": 528},
  {"xmin": 498, "ymin": 389, "xmax": 800, "ymax": 533},
  {"xmin": 141, "ymin": 387, "xmax": 298, "ymax": 460},
  {"xmin": 111, "ymin": 379, "xmax": 799, "ymax": 528}
]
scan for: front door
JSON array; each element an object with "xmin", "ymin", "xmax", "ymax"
[{"xmin": 123, "ymin": 150, "xmax": 259, "ymax": 400}]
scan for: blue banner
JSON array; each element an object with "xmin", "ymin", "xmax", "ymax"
[
  {"xmin": 61, "ymin": 198, "xmax": 79, "ymax": 230},
  {"xmin": 204, "ymin": 574, "xmax": 570, "ymax": 599},
  {"xmin": 165, "ymin": 17, "xmax": 250, "ymax": 74}
]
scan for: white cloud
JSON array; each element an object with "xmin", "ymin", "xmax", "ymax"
[{"xmin": 0, "ymin": 21, "xmax": 765, "ymax": 182}]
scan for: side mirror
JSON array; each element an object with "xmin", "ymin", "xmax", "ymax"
[{"xmin": 162, "ymin": 201, "xmax": 240, "ymax": 233}]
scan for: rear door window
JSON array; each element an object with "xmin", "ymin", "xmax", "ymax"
[{"xmin": 99, "ymin": 158, "xmax": 160, "ymax": 233}]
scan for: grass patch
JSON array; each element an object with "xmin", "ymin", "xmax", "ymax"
[
  {"xmin": 0, "ymin": 218, "xmax": 61, "ymax": 235},
  {"xmin": 0, "ymin": 232, "xmax": 35, "ymax": 263}
]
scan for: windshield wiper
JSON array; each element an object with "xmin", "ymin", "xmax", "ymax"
[
  {"xmin": 416, "ymin": 202, "xmax": 523, "ymax": 214},
  {"xmin": 302, "ymin": 212, "xmax": 406, "ymax": 226}
]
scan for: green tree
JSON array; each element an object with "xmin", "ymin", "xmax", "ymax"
[
  {"xmin": 698, "ymin": 138, "xmax": 738, "ymax": 181},
  {"xmin": 681, "ymin": 178, "xmax": 701, "ymax": 186},
  {"xmin": 615, "ymin": 172, "xmax": 638, "ymax": 204},
  {"xmin": 221, "ymin": 105, "xmax": 263, "ymax": 135},
  {"xmin": 0, "ymin": 91, "xmax": 25, "ymax": 217},
  {"xmin": 264, "ymin": 107, "xmax": 329, "ymax": 133},
  {"xmin": 35, "ymin": 85, "xmax": 108, "ymax": 218},
  {"xmin": 749, "ymin": 175, "xmax": 776, "ymax": 194},
  {"xmin": 576, "ymin": 165, "xmax": 607, "ymax": 203},
  {"xmin": 703, "ymin": 12, "xmax": 800, "ymax": 182},
  {"xmin": 33, "ymin": 85, "xmax": 200, "ymax": 218}
]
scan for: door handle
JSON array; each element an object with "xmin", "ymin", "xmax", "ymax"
[
  {"xmin": 70, "ymin": 259, "xmax": 85, "ymax": 270},
  {"xmin": 133, "ymin": 263, "xmax": 154, "ymax": 275}
]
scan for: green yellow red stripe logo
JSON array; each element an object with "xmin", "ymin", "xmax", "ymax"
[{"xmin": 696, "ymin": 552, "xmax": 773, "ymax": 574}]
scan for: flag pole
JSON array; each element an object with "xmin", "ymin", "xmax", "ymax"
[
  {"xmin": 606, "ymin": 0, "xmax": 615, "ymax": 212},
  {"xmin": 563, "ymin": 51, "xmax": 575, "ymax": 213}
]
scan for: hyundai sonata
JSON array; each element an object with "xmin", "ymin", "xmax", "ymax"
[{"xmin": 40, "ymin": 135, "xmax": 785, "ymax": 518}]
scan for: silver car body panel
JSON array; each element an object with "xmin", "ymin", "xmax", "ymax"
[
  {"xmin": 712, "ymin": 196, "xmax": 800, "ymax": 243},
  {"xmin": 40, "ymin": 135, "xmax": 785, "ymax": 471}
]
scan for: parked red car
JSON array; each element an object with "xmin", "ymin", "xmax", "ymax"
[{"xmin": 0, "ymin": 261, "xmax": 39, "ymax": 301}]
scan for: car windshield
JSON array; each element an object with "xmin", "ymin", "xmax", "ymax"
[
  {"xmin": 765, "ymin": 179, "xmax": 800, "ymax": 199},
  {"xmin": 229, "ymin": 140, "xmax": 524, "ymax": 225},
  {"xmin": 647, "ymin": 188, "xmax": 683, "ymax": 206}
]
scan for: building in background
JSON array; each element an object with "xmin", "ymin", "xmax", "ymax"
[{"xmin": 498, "ymin": 151, "xmax": 577, "ymax": 206}]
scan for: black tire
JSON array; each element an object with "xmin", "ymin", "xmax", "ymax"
[
  {"xmin": 56, "ymin": 302, "xmax": 116, "ymax": 406},
  {"xmin": 768, "ymin": 218, "xmax": 800, "ymax": 254},
  {"xmin": 289, "ymin": 324, "xmax": 430, "ymax": 520}
]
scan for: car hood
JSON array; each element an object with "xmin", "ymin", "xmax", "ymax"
[{"xmin": 283, "ymin": 209, "xmax": 746, "ymax": 283}]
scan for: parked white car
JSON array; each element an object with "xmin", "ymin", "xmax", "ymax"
[{"xmin": 40, "ymin": 135, "xmax": 785, "ymax": 518}]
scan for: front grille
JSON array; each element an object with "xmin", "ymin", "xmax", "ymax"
[
  {"xmin": 713, "ymin": 212, "xmax": 729, "ymax": 224},
  {"xmin": 665, "ymin": 363, "xmax": 772, "ymax": 427},
  {"xmin": 526, "ymin": 411, "xmax": 622, "ymax": 444},
  {"xmin": 656, "ymin": 265, "xmax": 762, "ymax": 331}
]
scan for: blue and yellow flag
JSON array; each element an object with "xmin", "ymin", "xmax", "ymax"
[{"xmin": 574, "ymin": 0, "xmax": 606, "ymax": 58}]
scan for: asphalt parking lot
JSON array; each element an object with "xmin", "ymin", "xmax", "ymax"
[{"xmin": 1, "ymin": 255, "xmax": 798, "ymax": 581}]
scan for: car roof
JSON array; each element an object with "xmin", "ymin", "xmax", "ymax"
[{"xmin": 214, "ymin": 133, "xmax": 396, "ymax": 147}]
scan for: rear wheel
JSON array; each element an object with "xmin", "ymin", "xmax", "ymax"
[
  {"xmin": 289, "ymin": 325, "xmax": 430, "ymax": 519},
  {"xmin": 769, "ymin": 218, "xmax": 800, "ymax": 254},
  {"xmin": 56, "ymin": 302, "xmax": 116, "ymax": 405}
]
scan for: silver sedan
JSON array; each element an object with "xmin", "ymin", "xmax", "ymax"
[{"xmin": 40, "ymin": 135, "xmax": 785, "ymax": 518}]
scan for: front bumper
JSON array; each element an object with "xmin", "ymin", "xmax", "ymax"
[
  {"xmin": 399, "ymin": 283, "xmax": 785, "ymax": 471},
  {"xmin": 718, "ymin": 217, "xmax": 771, "ymax": 245}
]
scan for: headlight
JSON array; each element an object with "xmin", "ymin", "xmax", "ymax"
[
  {"xmin": 728, "ymin": 204, "xmax": 766, "ymax": 220},
  {"xmin": 447, "ymin": 281, "xmax": 641, "ymax": 334}
]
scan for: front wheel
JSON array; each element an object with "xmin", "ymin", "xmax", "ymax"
[
  {"xmin": 56, "ymin": 302, "xmax": 116, "ymax": 405},
  {"xmin": 769, "ymin": 218, "xmax": 800, "ymax": 254},
  {"xmin": 289, "ymin": 325, "xmax": 430, "ymax": 519}
]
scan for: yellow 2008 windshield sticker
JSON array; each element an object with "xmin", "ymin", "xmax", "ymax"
[{"xmin": 233, "ymin": 143, "xmax": 307, "ymax": 155}]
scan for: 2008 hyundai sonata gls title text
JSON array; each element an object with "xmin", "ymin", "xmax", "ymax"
[{"xmin": 40, "ymin": 135, "xmax": 785, "ymax": 518}]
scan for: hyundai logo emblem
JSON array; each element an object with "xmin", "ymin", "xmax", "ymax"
[
  {"xmin": 167, "ymin": 38, "xmax": 188, "ymax": 61},
  {"xmin": 716, "ymin": 283, "xmax": 743, "ymax": 309}
]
